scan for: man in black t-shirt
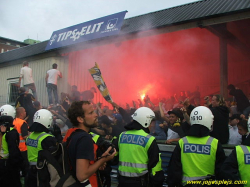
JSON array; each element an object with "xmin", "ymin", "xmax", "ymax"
[
  {"xmin": 99, "ymin": 115, "xmax": 124, "ymax": 140},
  {"xmin": 15, "ymin": 87, "xmax": 36, "ymax": 126},
  {"xmin": 67, "ymin": 101, "xmax": 116, "ymax": 186},
  {"xmin": 228, "ymin": 84, "xmax": 250, "ymax": 118}
]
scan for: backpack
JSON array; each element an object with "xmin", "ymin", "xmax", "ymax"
[{"xmin": 37, "ymin": 130, "xmax": 91, "ymax": 187}]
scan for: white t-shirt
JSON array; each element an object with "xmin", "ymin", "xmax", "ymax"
[
  {"xmin": 167, "ymin": 128, "xmax": 180, "ymax": 140},
  {"xmin": 20, "ymin": 66, "xmax": 34, "ymax": 85},
  {"xmin": 228, "ymin": 125, "xmax": 242, "ymax": 145},
  {"xmin": 47, "ymin": 69, "xmax": 61, "ymax": 85}
]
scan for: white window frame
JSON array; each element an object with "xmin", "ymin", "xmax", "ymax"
[{"xmin": 7, "ymin": 77, "xmax": 19, "ymax": 105}]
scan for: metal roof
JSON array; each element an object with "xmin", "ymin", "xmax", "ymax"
[{"xmin": 1, "ymin": 0, "xmax": 250, "ymax": 63}]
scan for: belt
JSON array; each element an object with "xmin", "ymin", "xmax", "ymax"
[
  {"xmin": 29, "ymin": 165, "xmax": 37, "ymax": 169},
  {"xmin": 119, "ymin": 175, "xmax": 147, "ymax": 181}
]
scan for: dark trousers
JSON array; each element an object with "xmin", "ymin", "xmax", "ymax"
[
  {"xmin": 99, "ymin": 165, "xmax": 112, "ymax": 187},
  {"xmin": 118, "ymin": 175, "xmax": 148, "ymax": 187},
  {"xmin": 24, "ymin": 83, "xmax": 37, "ymax": 100},
  {"xmin": 21, "ymin": 151, "xmax": 29, "ymax": 186},
  {"xmin": 47, "ymin": 83, "xmax": 59, "ymax": 105},
  {"xmin": 0, "ymin": 159, "xmax": 22, "ymax": 187},
  {"xmin": 27, "ymin": 165, "xmax": 38, "ymax": 187}
]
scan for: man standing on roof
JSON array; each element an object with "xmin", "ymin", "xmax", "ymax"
[
  {"xmin": 19, "ymin": 61, "xmax": 37, "ymax": 100},
  {"xmin": 45, "ymin": 63, "xmax": 62, "ymax": 106}
]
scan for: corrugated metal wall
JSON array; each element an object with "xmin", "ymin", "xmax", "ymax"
[{"xmin": 0, "ymin": 56, "xmax": 68, "ymax": 107}]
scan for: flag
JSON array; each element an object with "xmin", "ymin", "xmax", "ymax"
[{"xmin": 88, "ymin": 63, "xmax": 113, "ymax": 103}]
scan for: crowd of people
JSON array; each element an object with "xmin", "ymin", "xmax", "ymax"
[{"xmin": 0, "ymin": 60, "xmax": 250, "ymax": 187}]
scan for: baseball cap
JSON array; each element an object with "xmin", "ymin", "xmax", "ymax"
[{"xmin": 168, "ymin": 108, "xmax": 183, "ymax": 120}]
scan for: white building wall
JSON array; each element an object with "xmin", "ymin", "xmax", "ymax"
[{"xmin": 0, "ymin": 56, "xmax": 69, "ymax": 107}]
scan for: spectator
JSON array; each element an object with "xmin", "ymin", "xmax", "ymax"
[
  {"xmin": 55, "ymin": 118, "xmax": 68, "ymax": 136},
  {"xmin": 15, "ymin": 87, "xmax": 36, "ymax": 126},
  {"xmin": 227, "ymin": 84, "xmax": 250, "ymax": 118},
  {"xmin": 228, "ymin": 114, "xmax": 242, "ymax": 145},
  {"xmin": 165, "ymin": 109, "xmax": 185, "ymax": 144},
  {"xmin": 113, "ymin": 113, "xmax": 126, "ymax": 130},
  {"xmin": 149, "ymin": 111, "xmax": 167, "ymax": 140},
  {"xmin": 82, "ymin": 87, "xmax": 97, "ymax": 103},
  {"xmin": 19, "ymin": 61, "xmax": 37, "ymax": 100},
  {"xmin": 209, "ymin": 94, "xmax": 230, "ymax": 144},
  {"xmin": 99, "ymin": 115, "xmax": 123, "ymax": 140},
  {"xmin": 111, "ymin": 102, "xmax": 133, "ymax": 124},
  {"xmin": 67, "ymin": 101, "xmax": 116, "ymax": 185},
  {"xmin": 33, "ymin": 100, "xmax": 42, "ymax": 111},
  {"xmin": 45, "ymin": 63, "xmax": 62, "ymax": 106},
  {"xmin": 67, "ymin": 85, "xmax": 81, "ymax": 102},
  {"xmin": 192, "ymin": 86, "xmax": 201, "ymax": 106},
  {"xmin": 61, "ymin": 92, "xmax": 71, "ymax": 112},
  {"xmin": 237, "ymin": 120, "xmax": 249, "ymax": 145}
]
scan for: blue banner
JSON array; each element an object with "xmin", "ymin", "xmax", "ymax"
[{"xmin": 45, "ymin": 11, "xmax": 127, "ymax": 51}]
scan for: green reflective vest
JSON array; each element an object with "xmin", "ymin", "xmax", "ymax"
[
  {"xmin": 236, "ymin": 145, "xmax": 250, "ymax": 187},
  {"xmin": 1, "ymin": 127, "xmax": 15, "ymax": 159},
  {"xmin": 118, "ymin": 129, "xmax": 162, "ymax": 177},
  {"xmin": 89, "ymin": 132, "xmax": 100, "ymax": 143},
  {"xmin": 179, "ymin": 136, "xmax": 218, "ymax": 185},
  {"xmin": 26, "ymin": 132, "xmax": 53, "ymax": 165}
]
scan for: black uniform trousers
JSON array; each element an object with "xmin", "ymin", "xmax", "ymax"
[{"xmin": 0, "ymin": 159, "xmax": 22, "ymax": 187}]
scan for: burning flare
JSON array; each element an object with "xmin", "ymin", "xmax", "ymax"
[{"xmin": 141, "ymin": 94, "xmax": 146, "ymax": 100}]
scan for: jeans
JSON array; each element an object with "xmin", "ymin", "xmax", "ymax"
[
  {"xmin": 24, "ymin": 83, "xmax": 37, "ymax": 100},
  {"xmin": 47, "ymin": 83, "xmax": 58, "ymax": 105}
]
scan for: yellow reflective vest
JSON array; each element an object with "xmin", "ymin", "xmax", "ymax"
[
  {"xmin": 236, "ymin": 145, "xmax": 250, "ymax": 187},
  {"xmin": 118, "ymin": 129, "xmax": 162, "ymax": 177},
  {"xmin": 179, "ymin": 136, "xmax": 218, "ymax": 185}
]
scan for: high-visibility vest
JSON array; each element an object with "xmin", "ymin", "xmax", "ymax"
[
  {"xmin": 118, "ymin": 130, "xmax": 162, "ymax": 177},
  {"xmin": 89, "ymin": 132, "xmax": 100, "ymax": 187},
  {"xmin": 13, "ymin": 118, "xmax": 28, "ymax": 152},
  {"xmin": 236, "ymin": 145, "xmax": 250, "ymax": 187},
  {"xmin": 179, "ymin": 136, "xmax": 218, "ymax": 185},
  {"xmin": 0, "ymin": 127, "xmax": 15, "ymax": 159},
  {"xmin": 26, "ymin": 132, "xmax": 53, "ymax": 165}
]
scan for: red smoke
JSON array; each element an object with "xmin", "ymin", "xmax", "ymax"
[{"xmin": 66, "ymin": 19, "xmax": 250, "ymax": 107}]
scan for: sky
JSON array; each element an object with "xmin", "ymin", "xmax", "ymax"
[{"xmin": 1, "ymin": 0, "xmax": 200, "ymax": 42}]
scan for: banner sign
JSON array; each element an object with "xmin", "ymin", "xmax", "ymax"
[
  {"xmin": 89, "ymin": 63, "xmax": 113, "ymax": 103},
  {"xmin": 45, "ymin": 11, "xmax": 127, "ymax": 51}
]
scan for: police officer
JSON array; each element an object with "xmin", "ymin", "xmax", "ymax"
[
  {"xmin": 116, "ymin": 107, "xmax": 164, "ymax": 187},
  {"xmin": 220, "ymin": 119, "xmax": 250, "ymax": 184},
  {"xmin": 0, "ymin": 104, "xmax": 23, "ymax": 187},
  {"xmin": 167, "ymin": 106, "xmax": 226, "ymax": 187},
  {"xmin": 26, "ymin": 109, "xmax": 61, "ymax": 187}
]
